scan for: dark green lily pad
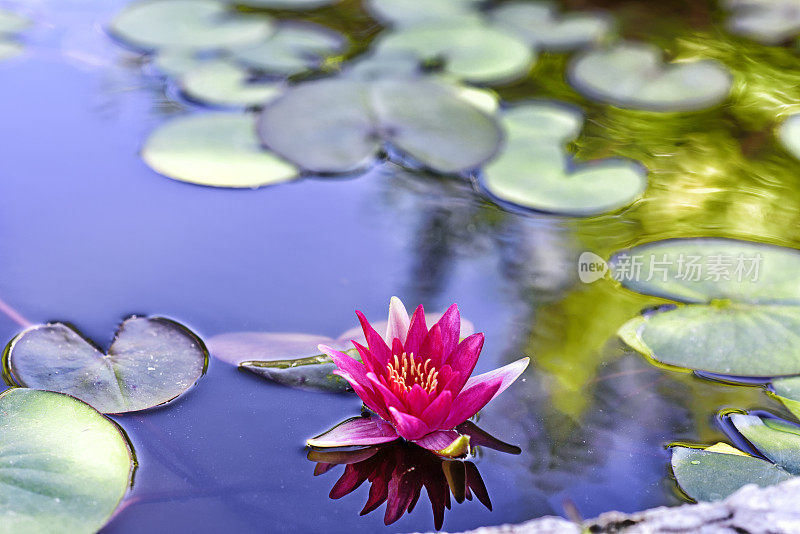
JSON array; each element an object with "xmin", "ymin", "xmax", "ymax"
[
  {"xmin": 180, "ymin": 60, "xmax": 282, "ymax": 108},
  {"xmin": 4, "ymin": 317, "xmax": 208, "ymax": 413},
  {"xmin": 491, "ymin": 1, "xmax": 612, "ymax": 51},
  {"xmin": 109, "ymin": 0, "xmax": 271, "ymax": 52},
  {"xmin": 375, "ymin": 22, "xmax": 535, "ymax": 84},
  {"xmin": 730, "ymin": 413, "xmax": 800, "ymax": 475},
  {"xmin": 724, "ymin": 0, "xmax": 800, "ymax": 45},
  {"xmin": 240, "ymin": 354, "xmax": 353, "ymax": 392},
  {"xmin": 142, "ymin": 113, "xmax": 299, "ymax": 188},
  {"xmin": 0, "ymin": 388, "xmax": 133, "ymax": 531},
  {"xmin": 609, "ymin": 238, "xmax": 800, "ymax": 304},
  {"xmin": 483, "ymin": 103, "xmax": 647, "ymax": 216},
  {"xmin": 232, "ymin": 22, "xmax": 346, "ymax": 75},
  {"xmin": 619, "ymin": 303, "xmax": 800, "ymax": 377},
  {"xmin": 366, "ymin": 0, "xmax": 481, "ymax": 27},
  {"xmin": 671, "ymin": 445, "xmax": 792, "ymax": 502},
  {"xmin": 257, "ymin": 77, "xmax": 502, "ymax": 174},
  {"xmin": 568, "ymin": 42, "xmax": 732, "ymax": 111}
]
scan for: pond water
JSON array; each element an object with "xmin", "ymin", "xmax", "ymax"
[{"xmin": 2, "ymin": 0, "xmax": 800, "ymax": 532}]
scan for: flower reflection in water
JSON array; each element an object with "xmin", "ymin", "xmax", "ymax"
[{"xmin": 308, "ymin": 420, "xmax": 520, "ymax": 530}]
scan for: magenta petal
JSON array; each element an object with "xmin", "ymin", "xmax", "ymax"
[
  {"xmin": 307, "ymin": 415, "xmax": 399, "ymax": 447},
  {"xmin": 386, "ymin": 297, "xmax": 410, "ymax": 344},
  {"xmin": 414, "ymin": 429, "xmax": 460, "ymax": 451},
  {"xmin": 461, "ymin": 357, "xmax": 530, "ymax": 403},
  {"xmin": 441, "ymin": 379, "xmax": 502, "ymax": 429},
  {"xmin": 319, "ymin": 344, "xmax": 368, "ymax": 385},
  {"xmin": 333, "ymin": 370, "xmax": 390, "ymax": 420},
  {"xmin": 352, "ymin": 341, "xmax": 385, "ymax": 378},
  {"xmin": 404, "ymin": 305, "xmax": 428, "ymax": 358},
  {"xmin": 356, "ymin": 310, "xmax": 392, "ymax": 367},
  {"xmin": 433, "ymin": 303, "xmax": 461, "ymax": 360},
  {"xmin": 406, "ymin": 384, "xmax": 429, "ymax": 415},
  {"xmin": 330, "ymin": 463, "xmax": 371, "ymax": 499},
  {"xmin": 420, "ymin": 390, "xmax": 453, "ymax": 428},
  {"xmin": 420, "ymin": 323, "xmax": 444, "ymax": 367},
  {"xmin": 367, "ymin": 372, "xmax": 408, "ymax": 412},
  {"xmin": 444, "ymin": 333, "xmax": 485, "ymax": 392},
  {"xmin": 388, "ymin": 407, "xmax": 430, "ymax": 440}
]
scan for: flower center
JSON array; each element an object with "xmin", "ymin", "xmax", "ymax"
[{"xmin": 386, "ymin": 352, "xmax": 439, "ymax": 394}]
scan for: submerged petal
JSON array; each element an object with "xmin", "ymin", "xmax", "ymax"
[
  {"xmin": 386, "ymin": 296, "xmax": 411, "ymax": 344},
  {"xmin": 307, "ymin": 415, "xmax": 399, "ymax": 447}
]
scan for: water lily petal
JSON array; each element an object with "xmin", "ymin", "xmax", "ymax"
[
  {"xmin": 384, "ymin": 465, "xmax": 416, "ymax": 525},
  {"xmin": 420, "ymin": 390, "xmax": 453, "ymax": 428},
  {"xmin": 444, "ymin": 333, "xmax": 485, "ymax": 392},
  {"xmin": 462, "ymin": 356, "xmax": 530, "ymax": 403},
  {"xmin": 388, "ymin": 407, "xmax": 430, "ymax": 440},
  {"xmin": 404, "ymin": 305, "xmax": 428, "ymax": 357},
  {"xmin": 433, "ymin": 303, "xmax": 461, "ymax": 361},
  {"xmin": 314, "ymin": 462, "xmax": 334, "ymax": 476},
  {"xmin": 456, "ymin": 420, "xmax": 522, "ymax": 455},
  {"xmin": 351, "ymin": 340, "xmax": 385, "ymax": 378},
  {"xmin": 441, "ymin": 379, "xmax": 502, "ymax": 429},
  {"xmin": 330, "ymin": 463, "xmax": 371, "ymax": 499},
  {"xmin": 333, "ymin": 370, "xmax": 390, "ymax": 419},
  {"xmin": 386, "ymin": 296, "xmax": 410, "ymax": 344},
  {"xmin": 307, "ymin": 446, "xmax": 381, "ymax": 465},
  {"xmin": 356, "ymin": 310, "xmax": 392, "ymax": 367},
  {"xmin": 420, "ymin": 323, "xmax": 445, "ymax": 367},
  {"xmin": 465, "ymin": 462, "xmax": 492, "ymax": 510},
  {"xmin": 361, "ymin": 478, "xmax": 389, "ymax": 515},
  {"xmin": 406, "ymin": 384, "xmax": 429, "ymax": 415},
  {"xmin": 319, "ymin": 344, "xmax": 368, "ymax": 383},
  {"xmin": 367, "ymin": 372, "xmax": 409, "ymax": 413},
  {"xmin": 307, "ymin": 415, "xmax": 399, "ymax": 447},
  {"xmin": 419, "ymin": 432, "xmax": 471, "ymax": 458}
]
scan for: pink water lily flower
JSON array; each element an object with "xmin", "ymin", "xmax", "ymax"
[{"xmin": 309, "ymin": 297, "xmax": 529, "ymax": 456}]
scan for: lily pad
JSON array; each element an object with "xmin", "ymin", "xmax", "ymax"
[
  {"xmin": 724, "ymin": 0, "xmax": 800, "ymax": 45},
  {"xmin": 671, "ymin": 445, "xmax": 792, "ymax": 502},
  {"xmin": 483, "ymin": 103, "xmax": 647, "ymax": 216},
  {"xmin": 0, "ymin": 388, "xmax": 133, "ymax": 532},
  {"xmin": 152, "ymin": 50, "xmax": 210, "ymax": 76},
  {"xmin": 491, "ymin": 1, "xmax": 612, "ymax": 51},
  {"xmin": 609, "ymin": 238, "xmax": 800, "ymax": 304},
  {"xmin": 232, "ymin": 22, "xmax": 346, "ymax": 75},
  {"xmin": 365, "ymin": 0, "xmax": 482, "ymax": 27},
  {"xmin": 0, "ymin": 8, "xmax": 30, "ymax": 34},
  {"xmin": 619, "ymin": 303, "xmax": 800, "ymax": 377},
  {"xmin": 109, "ymin": 0, "xmax": 271, "ymax": 52},
  {"xmin": 257, "ymin": 77, "xmax": 502, "ymax": 174},
  {"xmin": 729, "ymin": 413, "xmax": 800, "ymax": 475},
  {"xmin": 233, "ymin": 0, "xmax": 338, "ymax": 8},
  {"xmin": 0, "ymin": 41, "xmax": 22, "ymax": 60},
  {"xmin": 568, "ymin": 42, "xmax": 732, "ymax": 111},
  {"xmin": 375, "ymin": 22, "xmax": 535, "ymax": 84},
  {"xmin": 3, "ymin": 317, "xmax": 208, "ymax": 413},
  {"xmin": 779, "ymin": 114, "xmax": 800, "ymax": 162},
  {"xmin": 180, "ymin": 60, "xmax": 282, "ymax": 108},
  {"xmin": 142, "ymin": 113, "xmax": 299, "ymax": 188},
  {"xmin": 239, "ymin": 354, "xmax": 353, "ymax": 392},
  {"xmin": 772, "ymin": 376, "xmax": 800, "ymax": 418}
]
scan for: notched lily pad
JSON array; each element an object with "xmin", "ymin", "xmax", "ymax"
[
  {"xmin": 3, "ymin": 317, "xmax": 208, "ymax": 413},
  {"xmin": 257, "ymin": 77, "xmax": 502, "ymax": 174},
  {"xmin": 180, "ymin": 60, "xmax": 282, "ymax": 108},
  {"xmin": 142, "ymin": 112, "xmax": 299, "ymax": 188},
  {"xmin": 375, "ymin": 22, "xmax": 535, "ymax": 84},
  {"xmin": 491, "ymin": 1, "xmax": 612, "ymax": 51},
  {"xmin": 568, "ymin": 41, "xmax": 732, "ymax": 111},
  {"xmin": 109, "ymin": 0, "xmax": 272, "ymax": 52},
  {"xmin": 0, "ymin": 388, "xmax": 133, "ymax": 532},
  {"xmin": 671, "ymin": 445, "xmax": 792, "ymax": 502}
]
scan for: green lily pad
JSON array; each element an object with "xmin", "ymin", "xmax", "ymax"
[
  {"xmin": 0, "ymin": 40, "xmax": 22, "ymax": 60},
  {"xmin": 779, "ymin": 114, "xmax": 800, "ymax": 162},
  {"xmin": 4, "ymin": 317, "xmax": 208, "ymax": 414},
  {"xmin": 671, "ymin": 445, "xmax": 792, "ymax": 502},
  {"xmin": 257, "ymin": 77, "xmax": 502, "ymax": 174},
  {"xmin": 724, "ymin": 0, "xmax": 800, "ymax": 45},
  {"xmin": 232, "ymin": 22, "xmax": 346, "ymax": 74},
  {"xmin": 730, "ymin": 413, "xmax": 800, "ymax": 475},
  {"xmin": 609, "ymin": 238, "xmax": 800, "ymax": 304},
  {"xmin": 0, "ymin": 8, "xmax": 30, "ymax": 34},
  {"xmin": 109, "ymin": 0, "xmax": 272, "ymax": 52},
  {"xmin": 365, "ymin": 0, "xmax": 481, "ymax": 27},
  {"xmin": 142, "ymin": 112, "xmax": 299, "ymax": 188},
  {"xmin": 491, "ymin": 1, "xmax": 612, "ymax": 51},
  {"xmin": 239, "ymin": 354, "xmax": 353, "ymax": 392},
  {"xmin": 568, "ymin": 42, "xmax": 732, "ymax": 111},
  {"xmin": 233, "ymin": 0, "xmax": 338, "ymax": 8},
  {"xmin": 180, "ymin": 60, "xmax": 282, "ymax": 108},
  {"xmin": 375, "ymin": 22, "xmax": 535, "ymax": 84},
  {"xmin": 152, "ymin": 50, "xmax": 210, "ymax": 77},
  {"xmin": 772, "ymin": 376, "xmax": 800, "ymax": 419},
  {"xmin": 483, "ymin": 103, "xmax": 647, "ymax": 216},
  {"xmin": 0, "ymin": 388, "xmax": 133, "ymax": 532},
  {"xmin": 619, "ymin": 303, "xmax": 800, "ymax": 377}
]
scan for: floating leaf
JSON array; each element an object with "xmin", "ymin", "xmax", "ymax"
[
  {"xmin": 772, "ymin": 376, "xmax": 800, "ymax": 419},
  {"xmin": 152, "ymin": 50, "xmax": 209, "ymax": 76},
  {"xmin": 729, "ymin": 413, "xmax": 800, "ymax": 475},
  {"xmin": 724, "ymin": 0, "xmax": 800, "ymax": 45},
  {"xmin": 109, "ymin": 0, "xmax": 271, "ymax": 52},
  {"xmin": 568, "ymin": 42, "xmax": 732, "ymax": 111},
  {"xmin": 671, "ymin": 445, "xmax": 792, "ymax": 502},
  {"xmin": 180, "ymin": 60, "xmax": 281, "ymax": 108},
  {"xmin": 232, "ymin": 22, "xmax": 346, "ymax": 75},
  {"xmin": 483, "ymin": 103, "xmax": 647, "ymax": 216},
  {"xmin": 619, "ymin": 303, "xmax": 800, "ymax": 377},
  {"xmin": 233, "ymin": 0, "xmax": 339, "ymax": 8},
  {"xmin": 491, "ymin": 1, "xmax": 612, "ymax": 51},
  {"xmin": 0, "ymin": 388, "xmax": 133, "ymax": 531},
  {"xmin": 142, "ymin": 112, "xmax": 299, "ymax": 188},
  {"xmin": 0, "ymin": 40, "xmax": 22, "ymax": 60},
  {"xmin": 257, "ymin": 77, "xmax": 502, "ymax": 174},
  {"xmin": 365, "ymin": 0, "xmax": 481, "ymax": 27},
  {"xmin": 779, "ymin": 114, "xmax": 800, "ymax": 162},
  {"xmin": 239, "ymin": 354, "xmax": 353, "ymax": 392},
  {"xmin": 375, "ymin": 22, "xmax": 535, "ymax": 84},
  {"xmin": 0, "ymin": 8, "xmax": 30, "ymax": 34},
  {"xmin": 4, "ymin": 317, "xmax": 208, "ymax": 413},
  {"xmin": 609, "ymin": 238, "xmax": 800, "ymax": 304}
]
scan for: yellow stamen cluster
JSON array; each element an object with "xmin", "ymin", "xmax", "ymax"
[{"xmin": 387, "ymin": 352, "xmax": 439, "ymax": 394}]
